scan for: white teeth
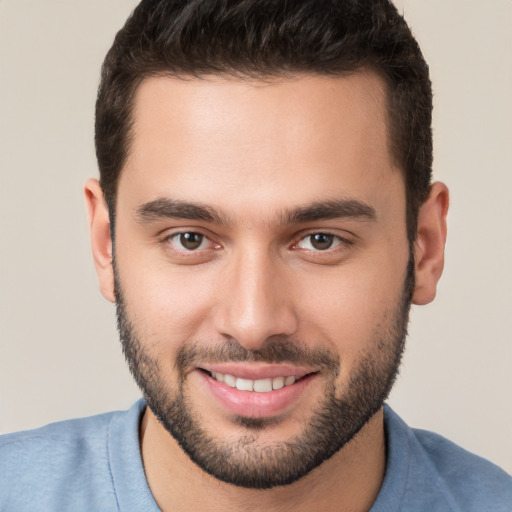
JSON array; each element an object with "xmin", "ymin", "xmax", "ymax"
[
  {"xmin": 212, "ymin": 372, "xmax": 224, "ymax": 383},
  {"xmin": 209, "ymin": 372, "xmax": 300, "ymax": 392},
  {"xmin": 223, "ymin": 374, "xmax": 236, "ymax": 388},
  {"xmin": 253, "ymin": 378, "xmax": 273, "ymax": 392},
  {"xmin": 235, "ymin": 378, "xmax": 254, "ymax": 391},
  {"xmin": 272, "ymin": 376, "xmax": 284, "ymax": 390},
  {"xmin": 284, "ymin": 376, "xmax": 296, "ymax": 386}
]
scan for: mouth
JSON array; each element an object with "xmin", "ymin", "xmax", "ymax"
[
  {"xmin": 201, "ymin": 369, "xmax": 308, "ymax": 393},
  {"xmin": 195, "ymin": 364, "xmax": 319, "ymax": 419}
]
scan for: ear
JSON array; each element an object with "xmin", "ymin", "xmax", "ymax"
[
  {"xmin": 412, "ymin": 182, "xmax": 449, "ymax": 305},
  {"xmin": 84, "ymin": 179, "xmax": 115, "ymax": 303}
]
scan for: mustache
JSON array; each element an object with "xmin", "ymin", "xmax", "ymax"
[{"xmin": 175, "ymin": 337, "xmax": 340, "ymax": 374}]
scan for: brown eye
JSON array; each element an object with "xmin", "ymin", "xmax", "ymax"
[
  {"xmin": 309, "ymin": 233, "xmax": 334, "ymax": 250},
  {"xmin": 179, "ymin": 232, "xmax": 204, "ymax": 250}
]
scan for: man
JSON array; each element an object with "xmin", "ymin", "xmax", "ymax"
[{"xmin": 1, "ymin": 0, "xmax": 511, "ymax": 510}]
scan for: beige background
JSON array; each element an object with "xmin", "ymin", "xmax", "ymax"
[{"xmin": 1, "ymin": 0, "xmax": 511, "ymax": 474}]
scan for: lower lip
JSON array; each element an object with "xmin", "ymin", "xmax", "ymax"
[{"xmin": 199, "ymin": 370, "xmax": 317, "ymax": 418}]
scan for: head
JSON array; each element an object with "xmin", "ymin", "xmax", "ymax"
[{"xmin": 87, "ymin": 0, "xmax": 448, "ymax": 490}]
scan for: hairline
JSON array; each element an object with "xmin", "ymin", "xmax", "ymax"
[{"xmin": 107, "ymin": 66, "xmax": 406, "ymax": 228}]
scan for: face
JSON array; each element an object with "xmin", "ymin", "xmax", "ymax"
[{"xmin": 112, "ymin": 72, "xmax": 412, "ymax": 488}]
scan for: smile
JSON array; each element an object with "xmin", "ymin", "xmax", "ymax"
[
  {"xmin": 207, "ymin": 371, "xmax": 300, "ymax": 393},
  {"xmin": 197, "ymin": 365, "xmax": 319, "ymax": 418}
]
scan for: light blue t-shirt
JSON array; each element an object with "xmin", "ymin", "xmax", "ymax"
[{"xmin": 1, "ymin": 400, "xmax": 511, "ymax": 511}]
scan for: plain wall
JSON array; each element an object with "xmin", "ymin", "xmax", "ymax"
[{"xmin": 0, "ymin": 0, "xmax": 511, "ymax": 474}]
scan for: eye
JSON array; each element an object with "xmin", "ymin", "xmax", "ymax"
[
  {"xmin": 160, "ymin": 230, "xmax": 221, "ymax": 264},
  {"xmin": 297, "ymin": 233, "xmax": 341, "ymax": 251},
  {"xmin": 169, "ymin": 232, "xmax": 209, "ymax": 251}
]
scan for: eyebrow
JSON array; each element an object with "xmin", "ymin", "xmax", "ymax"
[
  {"xmin": 281, "ymin": 199, "xmax": 377, "ymax": 224},
  {"xmin": 135, "ymin": 197, "xmax": 376, "ymax": 225},
  {"xmin": 136, "ymin": 198, "xmax": 229, "ymax": 224}
]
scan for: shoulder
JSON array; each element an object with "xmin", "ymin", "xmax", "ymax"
[
  {"xmin": 411, "ymin": 426, "xmax": 512, "ymax": 510},
  {"xmin": 382, "ymin": 405, "xmax": 512, "ymax": 512},
  {"xmin": 0, "ymin": 402, "xmax": 145, "ymax": 511},
  {"xmin": 1, "ymin": 409, "xmax": 114, "ymax": 473}
]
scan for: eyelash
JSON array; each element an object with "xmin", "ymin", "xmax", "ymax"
[
  {"xmin": 161, "ymin": 230, "xmax": 352, "ymax": 255},
  {"xmin": 163, "ymin": 231, "xmax": 219, "ymax": 253},
  {"xmin": 293, "ymin": 232, "xmax": 346, "ymax": 252}
]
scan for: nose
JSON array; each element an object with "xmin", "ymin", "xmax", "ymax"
[{"xmin": 212, "ymin": 247, "xmax": 298, "ymax": 351}]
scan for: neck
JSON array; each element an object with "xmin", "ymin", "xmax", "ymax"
[{"xmin": 140, "ymin": 407, "xmax": 387, "ymax": 512}]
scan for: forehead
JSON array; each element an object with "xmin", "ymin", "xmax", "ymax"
[{"xmin": 120, "ymin": 72, "xmax": 401, "ymax": 219}]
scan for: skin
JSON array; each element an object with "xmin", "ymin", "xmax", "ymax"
[{"xmin": 85, "ymin": 71, "xmax": 448, "ymax": 511}]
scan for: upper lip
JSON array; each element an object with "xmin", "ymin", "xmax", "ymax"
[{"xmin": 198, "ymin": 363, "xmax": 317, "ymax": 380}]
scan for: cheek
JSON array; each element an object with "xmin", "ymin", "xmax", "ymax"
[
  {"xmin": 296, "ymin": 258, "xmax": 407, "ymax": 364},
  {"xmin": 116, "ymin": 249, "xmax": 218, "ymax": 351}
]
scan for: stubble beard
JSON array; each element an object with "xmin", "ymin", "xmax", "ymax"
[{"xmin": 114, "ymin": 258, "xmax": 414, "ymax": 489}]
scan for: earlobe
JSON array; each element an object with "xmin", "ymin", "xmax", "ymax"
[
  {"xmin": 412, "ymin": 182, "xmax": 449, "ymax": 306},
  {"xmin": 84, "ymin": 179, "xmax": 115, "ymax": 303}
]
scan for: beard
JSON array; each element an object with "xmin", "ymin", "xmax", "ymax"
[{"xmin": 114, "ymin": 257, "xmax": 414, "ymax": 489}]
